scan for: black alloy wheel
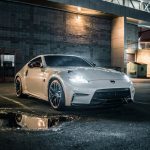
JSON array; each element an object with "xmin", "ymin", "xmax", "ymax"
[
  {"xmin": 48, "ymin": 79, "xmax": 65, "ymax": 110},
  {"xmin": 15, "ymin": 77, "xmax": 24, "ymax": 97}
]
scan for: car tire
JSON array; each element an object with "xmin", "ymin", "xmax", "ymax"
[
  {"xmin": 15, "ymin": 77, "xmax": 25, "ymax": 98},
  {"xmin": 48, "ymin": 79, "xmax": 65, "ymax": 110}
]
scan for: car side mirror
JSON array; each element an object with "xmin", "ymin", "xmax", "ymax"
[{"xmin": 28, "ymin": 63, "xmax": 33, "ymax": 68}]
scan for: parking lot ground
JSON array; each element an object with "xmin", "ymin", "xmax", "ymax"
[{"xmin": 0, "ymin": 79, "xmax": 150, "ymax": 150}]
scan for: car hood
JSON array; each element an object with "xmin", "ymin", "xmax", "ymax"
[{"xmin": 48, "ymin": 67, "xmax": 124, "ymax": 81}]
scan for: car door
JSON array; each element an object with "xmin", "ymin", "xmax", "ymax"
[{"xmin": 25, "ymin": 57, "xmax": 44, "ymax": 97}]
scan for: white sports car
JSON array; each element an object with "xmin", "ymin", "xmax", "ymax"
[{"xmin": 15, "ymin": 54, "xmax": 135, "ymax": 110}]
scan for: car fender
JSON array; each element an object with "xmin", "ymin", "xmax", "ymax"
[
  {"xmin": 47, "ymin": 72, "xmax": 73, "ymax": 106},
  {"xmin": 15, "ymin": 65, "xmax": 28, "ymax": 93}
]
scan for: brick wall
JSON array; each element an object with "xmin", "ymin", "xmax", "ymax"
[{"xmin": 0, "ymin": 1, "xmax": 112, "ymax": 72}]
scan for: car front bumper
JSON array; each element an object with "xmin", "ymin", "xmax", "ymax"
[
  {"xmin": 71, "ymin": 88, "xmax": 133, "ymax": 106},
  {"xmin": 63, "ymin": 79, "xmax": 135, "ymax": 106}
]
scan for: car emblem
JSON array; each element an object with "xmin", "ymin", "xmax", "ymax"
[{"xmin": 110, "ymin": 80, "xmax": 115, "ymax": 84}]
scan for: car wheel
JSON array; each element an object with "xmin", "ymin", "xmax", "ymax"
[
  {"xmin": 15, "ymin": 77, "xmax": 25, "ymax": 97},
  {"xmin": 48, "ymin": 79, "xmax": 65, "ymax": 110}
]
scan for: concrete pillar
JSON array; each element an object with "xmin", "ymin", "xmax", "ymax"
[{"xmin": 111, "ymin": 17, "xmax": 125, "ymax": 71}]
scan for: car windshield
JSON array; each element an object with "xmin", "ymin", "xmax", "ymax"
[{"xmin": 44, "ymin": 55, "xmax": 92, "ymax": 67}]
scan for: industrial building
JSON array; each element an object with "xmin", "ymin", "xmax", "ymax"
[{"xmin": 0, "ymin": 0, "xmax": 150, "ymax": 81}]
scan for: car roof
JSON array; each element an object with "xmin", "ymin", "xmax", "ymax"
[
  {"xmin": 29, "ymin": 54, "xmax": 84, "ymax": 62},
  {"xmin": 35, "ymin": 54, "xmax": 83, "ymax": 59},
  {"xmin": 40, "ymin": 54, "xmax": 81, "ymax": 57}
]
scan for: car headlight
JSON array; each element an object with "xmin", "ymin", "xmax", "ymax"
[
  {"xmin": 124, "ymin": 74, "xmax": 131, "ymax": 82},
  {"xmin": 69, "ymin": 75, "xmax": 88, "ymax": 83}
]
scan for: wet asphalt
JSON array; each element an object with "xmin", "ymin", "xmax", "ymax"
[{"xmin": 0, "ymin": 79, "xmax": 150, "ymax": 150}]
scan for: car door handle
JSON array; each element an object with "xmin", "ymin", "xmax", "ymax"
[{"xmin": 25, "ymin": 70, "xmax": 28, "ymax": 76}]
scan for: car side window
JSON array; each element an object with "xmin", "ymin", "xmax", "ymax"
[{"xmin": 28, "ymin": 57, "xmax": 42, "ymax": 68}]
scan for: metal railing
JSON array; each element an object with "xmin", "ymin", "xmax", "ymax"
[{"xmin": 103, "ymin": 0, "xmax": 150, "ymax": 13}]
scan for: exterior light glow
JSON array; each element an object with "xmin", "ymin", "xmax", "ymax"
[
  {"xmin": 77, "ymin": 7, "xmax": 81, "ymax": 12},
  {"xmin": 77, "ymin": 15, "xmax": 80, "ymax": 20},
  {"xmin": 77, "ymin": 7, "xmax": 81, "ymax": 20}
]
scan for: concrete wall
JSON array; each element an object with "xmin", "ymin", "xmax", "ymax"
[
  {"xmin": 0, "ymin": 1, "xmax": 112, "ymax": 72},
  {"xmin": 126, "ymin": 23, "xmax": 139, "ymax": 52},
  {"xmin": 125, "ymin": 23, "xmax": 139, "ymax": 63},
  {"xmin": 111, "ymin": 17, "xmax": 125, "ymax": 71},
  {"xmin": 111, "ymin": 21, "xmax": 139, "ymax": 72},
  {"xmin": 136, "ymin": 50, "xmax": 150, "ymax": 77},
  {"xmin": 50, "ymin": 0, "xmax": 150, "ymax": 22}
]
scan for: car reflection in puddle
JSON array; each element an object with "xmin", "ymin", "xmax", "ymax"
[{"xmin": 0, "ymin": 112, "xmax": 79, "ymax": 130}]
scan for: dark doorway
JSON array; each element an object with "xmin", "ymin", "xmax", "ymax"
[{"xmin": 0, "ymin": 54, "xmax": 15, "ymax": 82}]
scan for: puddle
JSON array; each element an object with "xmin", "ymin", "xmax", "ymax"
[{"xmin": 0, "ymin": 112, "xmax": 79, "ymax": 130}]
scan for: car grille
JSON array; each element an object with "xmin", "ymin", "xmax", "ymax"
[{"xmin": 91, "ymin": 88, "xmax": 131, "ymax": 105}]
